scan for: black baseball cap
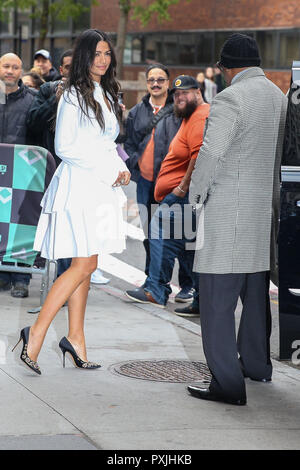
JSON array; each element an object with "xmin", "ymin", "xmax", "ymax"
[{"xmin": 170, "ymin": 75, "xmax": 199, "ymax": 93}]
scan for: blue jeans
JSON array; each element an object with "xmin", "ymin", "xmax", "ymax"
[
  {"xmin": 57, "ymin": 258, "xmax": 72, "ymax": 277},
  {"xmin": 137, "ymin": 176, "xmax": 193, "ymax": 290},
  {"xmin": 144, "ymin": 192, "xmax": 197, "ymax": 305}
]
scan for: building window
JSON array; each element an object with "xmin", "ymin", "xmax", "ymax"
[
  {"xmin": 132, "ymin": 37, "xmax": 143, "ymax": 63},
  {"xmin": 0, "ymin": 10, "xmax": 13, "ymax": 35},
  {"xmin": 214, "ymin": 31, "xmax": 234, "ymax": 62},
  {"xmin": 163, "ymin": 34, "xmax": 178, "ymax": 65},
  {"xmin": 145, "ymin": 34, "xmax": 163, "ymax": 63},
  {"xmin": 123, "ymin": 36, "xmax": 132, "ymax": 65},
  {"xmin": 256, "ymin": 31, "xmax": 277, "ymax": 69},
  {"xmin": 179, "ymin": 34, "xmax": 196, "ymax": 65},
  {"xmin": 279, "ymin": 30, "xmax": 300, "ymax": 69},
  {"xmin": 196, "ymin": 32, "xmax": 213, "ymax": 65}
]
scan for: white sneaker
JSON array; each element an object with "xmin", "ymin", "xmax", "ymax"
[{"xmin": 91, "ymin": 268, "xmax": 110, "ymax": 284}]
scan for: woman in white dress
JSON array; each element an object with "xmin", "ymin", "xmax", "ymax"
[{"xmin": 12, "ymin": 29, "xmax": 130, "ymax": 374}]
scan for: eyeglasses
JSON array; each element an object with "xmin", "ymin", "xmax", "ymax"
[
  {"xmin": 215, "ymin": 61, "xmax": 224, "ymax": 71},
  {"xmin": 146, "ymin": 78, "xmax": 168, "ymax": 85}
]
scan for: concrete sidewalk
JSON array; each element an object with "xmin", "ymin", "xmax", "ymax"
[{"xmin": 1, "ymin": 274, "xmax": 300, "ymax": 450}]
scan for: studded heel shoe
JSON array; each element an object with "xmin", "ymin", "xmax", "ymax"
[
  {"xmin": 58, "ymin": 336, "xmax": 101, "ymax": 369},
  {"xmin": 12, "ymin": 327, "xmax": 41, "ymax": 375}
]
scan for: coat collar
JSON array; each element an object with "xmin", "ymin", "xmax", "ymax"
[
  {"xmin": 231, "ymin": 67, "xmax": 265, "ymax": 85},
  {"xmin": 6, "ymin": 79, "xmax": 26, "ymax": 101}
]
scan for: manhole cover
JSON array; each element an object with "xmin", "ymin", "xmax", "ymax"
[{"xmin": 112, "ymin": 360, "xmax": 211, "ymax": 383}]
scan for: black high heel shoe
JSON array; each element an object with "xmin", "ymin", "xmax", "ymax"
[
  {"xmin": 58, "ymin": 337, "xmax": 101, "ymax": 369},
  {"xmin": 12, "ymin": 327, "xmax": 41, "ymax": 375}
]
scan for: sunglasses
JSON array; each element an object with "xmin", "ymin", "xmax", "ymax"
[
  {"xmin": 146, "ymin": 78, "xmax": 168, "ymax": 85},
  {"xmin": 215, "ymin": 61, "xmax": 224, "ymax": 71}
]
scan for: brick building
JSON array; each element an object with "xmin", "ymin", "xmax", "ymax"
[
  {"xmin": 92, "ymin": 0, "xmax": 300, "ymax": 93},
  {"xmin": 1, "ymin": 0, "xmax": 299, "ymax": 94}
]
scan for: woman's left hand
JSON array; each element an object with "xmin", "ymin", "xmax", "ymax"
[
  {"xmin": 112, "ymin": 171, "xmax": 131, "ymax": 187},
  {"xmin": 120, "ymin": 171, "xmax": 131, "ymax": 186}
]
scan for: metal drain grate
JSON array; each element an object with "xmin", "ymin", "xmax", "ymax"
[{"xmin": 112, "ymin": 360, "xmax": 211, "ymax": 383}]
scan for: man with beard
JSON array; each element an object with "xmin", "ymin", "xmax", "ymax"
[
  {"xmin": 125, "ymin": 75, "xmax": 210, "ymax": 307},
  {"xmin": 125, "ymin": 64, "xmax": 195, "ymax": 302}
]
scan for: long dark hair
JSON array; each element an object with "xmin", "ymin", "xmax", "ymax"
[{"xmin": 66, "ymin": 29, "xmax": 122, "ymax": 130}]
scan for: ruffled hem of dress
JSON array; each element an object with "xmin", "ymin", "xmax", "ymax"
[{"xmin": 33, "ymin": 207, "xmax": 126, "ymax": 260}]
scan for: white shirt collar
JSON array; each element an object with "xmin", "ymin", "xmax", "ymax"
[{"xmin": 149, "ymin": 97, "xmax": 163, "ymax": 112}]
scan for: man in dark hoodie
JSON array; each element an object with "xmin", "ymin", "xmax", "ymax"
[
  {"xmin": 33, "ymin": 49, "xmax": 60, "ymax": 83},
  {"xmin": 0, "ymin": 53, "xmax": 37, "ymax": 298},
  {"xmin": 124, "ymin": 64, "xmax": 194, "ymax": 302}
]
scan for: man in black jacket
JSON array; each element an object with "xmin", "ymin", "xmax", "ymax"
[
  {"xmin": 124, "ymin": 64, "xmax": 194, "ymax": 302},
  {"xmin": 0, "ymin": 53, "xmax": 36, "ymax": 298},
  {"xmin": 27, "ymin": 49, "xmax": 73, "ymax": 166}
]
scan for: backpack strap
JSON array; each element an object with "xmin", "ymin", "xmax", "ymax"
[{"xmin": 143, "ymin": 102, "xmax": 174, "ymax": 136}]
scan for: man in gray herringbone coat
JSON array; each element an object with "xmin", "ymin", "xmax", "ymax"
[{"xmin": 188, "ymin": 34, "xmax": 287, "ymax": 406}]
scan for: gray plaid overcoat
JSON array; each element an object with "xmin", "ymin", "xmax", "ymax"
[{"xmin": 190, "ymin": 67, "xmax": 288, "ymax": 275}]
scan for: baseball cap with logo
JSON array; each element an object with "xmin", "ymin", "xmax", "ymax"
[
  {"xmin": 34, "ymin": 49, "xmax": 52, "ymax": 61},
  {"xmin": 170, "ymin": 75, "xmax": 199, "ymax": 93}
]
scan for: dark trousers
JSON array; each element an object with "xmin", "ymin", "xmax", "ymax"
[
  {"xmin": 198, "ymin": 271, "xmax": 272, "ymax": 401},
  {"xmin": 137, "ymin": 175, "xmax": 193, "ymax": 290},
  {"xmin": 144, "ymin": 192, "xmax": 197, "ymax": 305}
]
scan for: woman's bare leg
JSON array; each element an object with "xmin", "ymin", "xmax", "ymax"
[
  {"xmin": 66, "ymin": 273, "xmax": 91, "ymax": 362},
  {"xmin": 27, "ymin": 255, "xmax": 98, "ymax": 361}
]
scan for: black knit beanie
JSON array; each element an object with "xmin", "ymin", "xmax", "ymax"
[{"xmin": 220, "ymin": 33, "xmax": 261, "ymax": 69}]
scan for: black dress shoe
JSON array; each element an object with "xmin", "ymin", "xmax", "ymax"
[
  {"xmin": 187, "ymin": 385, "xmax": 246, "ymax": 406},
  {"xmin": 239, "ymin": 358, "xmax": 272, "ymax": 382},
  {"xmin": 244, "ymin": 374, "xmax": 272, "ymax": 383}
]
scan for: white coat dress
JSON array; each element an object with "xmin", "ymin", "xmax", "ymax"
[{"xmin": 33, "ymin": 82, "xmax": 128, "ymax": 259}]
